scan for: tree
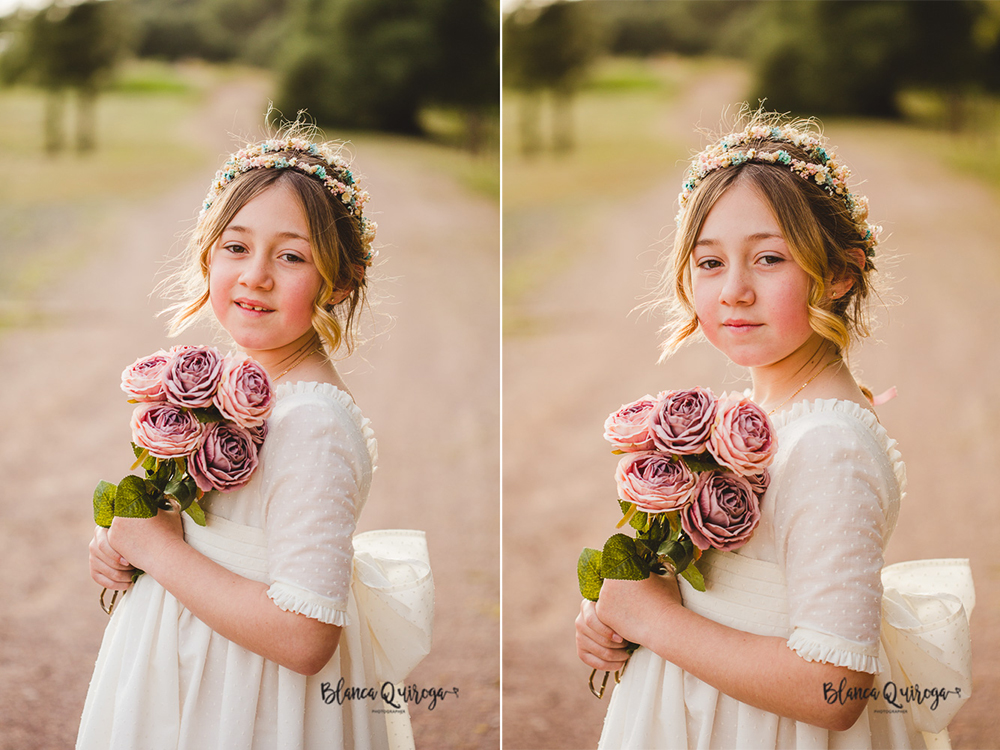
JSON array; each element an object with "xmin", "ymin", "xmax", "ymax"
[
  {"xmin": 1, "ymin": 0, "xmax": 130, "ymax": 153},
  {"xmin": 749, "ymin": 0, "xmax": 988, "ymax": 121},
  {"xmin": 503, "ymin": 1, "xmax": 601, "ymax": 155}
]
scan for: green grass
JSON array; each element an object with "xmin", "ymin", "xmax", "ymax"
[
  {"xmin": 502, "ymin": 57, "xmax": 694, "ymax": 335},
  {"xmin": 0, "ymin": 61, "xmax": 226, "ymax": 318}
]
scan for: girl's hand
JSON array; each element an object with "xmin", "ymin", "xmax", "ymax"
[
  {"xmin": 595, "ymin": 573, "xmax": 683, "ymax": 647},
  {"xmin": 107, "ymin": 508, "xmax": 185, "ymax": 575},
  {"xmin": 576, "ymin": 599, "xmax": 630, "ymax": 672},
  {"xmin": 89, "ymin": 526, "xmax": 136, "ymax": 590}
]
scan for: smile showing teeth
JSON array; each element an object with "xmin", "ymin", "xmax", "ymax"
[{"xmin": 236, "ymin": 301, "xmax": 271, "ymax": 312}]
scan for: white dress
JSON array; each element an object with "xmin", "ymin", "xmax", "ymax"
[
  {"xmin": 78, "ymin": 382, "xmax": 434, "ymax": 750},
  {"xmin": 599, "ymin": 399, "xmax": 974, "ymax": 750}
]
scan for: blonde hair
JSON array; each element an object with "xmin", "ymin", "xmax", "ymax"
[
  {"xmin": 657, "ymin": 112, "xmax": 879, "ymax": 361},
  {"xmin": 162, "ymin": 138, "xmax": 370, "ymax": 357}
]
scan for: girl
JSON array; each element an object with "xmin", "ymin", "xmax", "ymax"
[
  {"xmin": 575, "ymin": 111, "xmax": 973, "ymax": 749},
  {"xmin": 80, "ymin": 131, "xmax": 433, "ymax": 749}
]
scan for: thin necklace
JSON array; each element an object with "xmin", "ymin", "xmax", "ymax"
[
  {"xmin": 272, "ymin": 338, "xmax": 323, "ymax": 383},
  {"xmin": 767, "ymin": 358, "xmax": 841, "ymax": 415}
]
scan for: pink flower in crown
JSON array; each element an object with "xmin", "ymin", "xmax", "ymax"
[
  {"xmin": 213, "ymin": 353, "xmax": 275, "ymax": 429},
  {"xmin": 604, "ymin": 395, "xmax": 657, "ymax": 452},
  {"xmin": 681, "ymin": 471, "xmax": 761, "ymax": 551},
  {"xmin": 130, "ymin": 402, "xmax": 204, "ymax": 459},
  {"xmin": 163, "ymin": 346, "xmax": 225, "ymax": 409},
  {"xmin": 615, "ymin": 452, "xmax": 697, "ymax": 514},
  {"xmin": 650, "ymin": 388, "xmax": 717, "ymax": 455},
  {"xmin": 121, "ymin": 350, "xmax": 170, "ymax": 402},
  {"xmin": 188, "ymin": 421, "xmax": 259, "ymax": 493},
  {"xmin": 707, "ymin": 393, "xmax": 777, "ymax": 476}
]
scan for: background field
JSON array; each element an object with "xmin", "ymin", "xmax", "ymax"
[
  {"xmin": 502, "ymin": 55, "xmax": 1000, "ymax": 750},
  {"xmin": 0, "ymin": 62, "xmax": 500, "ymax": 750}
]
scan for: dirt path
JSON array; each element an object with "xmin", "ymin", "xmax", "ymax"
[
  {"xmin": 502, "ymin": 68, "xmax": 999, "ymax": 749},
  {"xmin": 0, "ymin": 76, "xmax": 499, "ymax": 749}
]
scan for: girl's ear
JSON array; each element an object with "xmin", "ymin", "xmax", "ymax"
[
  {"xmin": 327, "ymin": 288, "xmax": 351, "ymax": 307},
  {"xmin": 829, "ymin": 247, "xmax": 866, "ymax": 300}
]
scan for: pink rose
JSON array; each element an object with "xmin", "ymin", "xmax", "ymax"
[
  {"xmin": 707, "ymin": 394, "xmax": 777, "ymax": 476},
  {"xmin": 163, "ymin": 346, "xmax": 224, "ymax": 408},
  {"xmin": 615, "ymin": 451, "xmax": 697, "ymax": 514},
  {"xmin": 187, "ymin": 421, "xmax": 259, "ymax": 493},
  {"xmin": 681, "ymin": 471, "xmax": 761, "ymax": 551},
  {"xmin": 604, "ymin": 395, "xmax": 657, "ymax": 452},
  {"xmin": 213, "ymin": 353, "xmax": 275, "ymax": 428},
  {"xmin": 650, "ymin": 387, "xmax": 717, "ymax": 455},
  {"xmin": 130, "ymin": 402, "xmax": 204, "ymax": 458},
  {"xmin": 120, "ymin": 351, "xmax": 170, "ymax": 402}
]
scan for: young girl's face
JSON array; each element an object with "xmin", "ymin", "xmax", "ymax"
[
  {"xmin": 208, "ymin": 183, "xmax": 323, "ymax": 364},
  {"xmin": 690, "ymin": 181, "xmax": 818, "ymax": 369}
]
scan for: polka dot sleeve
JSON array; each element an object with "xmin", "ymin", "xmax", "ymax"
[
  {"xmin": 770, "ymin": 413, "xmax": 895, "ymax": 674},
  {"xmin": 260, "ymin": 394, "xmax": 369, "ymax": 627}
]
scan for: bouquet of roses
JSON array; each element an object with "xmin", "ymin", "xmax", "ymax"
[
  {"xmin": 93, "ymin": 345, "xmax": 275, "ymax": 536},
  {"xmin": 578, "ymin": 387, "xmax": 777, "ymax": 604}
]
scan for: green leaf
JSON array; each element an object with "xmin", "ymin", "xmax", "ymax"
[
  {"xmin": 679, "ymin": 561, "xmax": 707, "ymax": 592},
  {"xmin": 115, "ymin": 475, "xmax": 157, "ymax": 519},
  {"xmin": 164, "ymin": 474, "xmax": 198, "ymax": 510},
  {"xmin": 681, "ymin": 453, "xmax": 723, "ymax": 473},
  {"xmin": 184, "ymin": 499, "xmax": 207, "ymax": 527},
  {"xmin": 577, "ymin": 548, "xmax": 604, "ymax": 601},
  {"xmin": 192, "ymin": 407, "xmax": 224, "ymax": 424},
  {"xmin": 93, "ymin": 481, "xmax": 117, "ymax": 528},
  {"xmin": 601, "ymin": 534, "xmax": 649, "ymax": 581},
  {"xmin": 618, "ymin": 500, "xmax": 650, "ymax": 532}
]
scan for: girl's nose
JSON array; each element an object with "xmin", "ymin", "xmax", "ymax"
[
  {"xmin": 719, "ymin": 267, "xmax": 754, "ymax": 306},
  {"xmin": 239, "ymin": 255, "xmax": 274, "ymax": 290}
]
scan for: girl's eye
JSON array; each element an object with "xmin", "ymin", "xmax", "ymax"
[
  {"xmin": 280, "ymin": 252, "xmax": 305, "ymax": 264},
  {"xmin": 224, "ymin": 243, "xmax": 248, "ymax": 255},
  {"xmin": 759, "ymin": 254, "xmax": 784, "ymax": 266},
  {"xmin": 697, "ymin": 258, "xmax": 722, "ymax": 270}
]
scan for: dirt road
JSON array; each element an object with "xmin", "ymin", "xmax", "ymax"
[
  {"xmin": 0, "ymin": 76, "xmax": 499, "ymax": 748},
  {"xmin": 502, "ymin": 68, "xmax": 1000, "ymax": 749}
]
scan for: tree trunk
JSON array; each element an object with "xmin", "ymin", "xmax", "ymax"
[
  {"xmin": 76, "ymin": 85, "xmax": 97, "ymax": 152},
  {"xmin": 519, "ymin": 91, "xmax": 542, "ymax": 157},
  {"xmin": 552, "ymin": 88, "xmax": 574, "ymax": 154},
  {"xmin": 44, "ymin": 89, "xmax": 66, "ymax": 155}
]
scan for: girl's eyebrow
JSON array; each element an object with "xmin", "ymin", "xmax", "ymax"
[
  {"xmin": 695, "ymin": 231, "xmax": 784, "ymax": 247},
  {"xmin": 223, "ymin": 225, "xmax": 310, "ymax": 242}
]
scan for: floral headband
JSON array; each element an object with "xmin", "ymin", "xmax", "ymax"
[
  {"xmin": 201, "ymin": 137, "xmax": 377, "ymax": 264},
  {"xmin": 676, "ymin": 125, "xmax": 879, "ymax": 266}
]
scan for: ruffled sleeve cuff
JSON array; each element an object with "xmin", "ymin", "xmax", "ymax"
[
  {"xmin": 787, "ymin": 627, "xmax": 881, "ymax": 674},
  {"xmin": 267, "ymin": 580, "xmax": 350, "ymax": 627}
]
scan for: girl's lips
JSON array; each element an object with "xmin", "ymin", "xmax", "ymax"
[
  {"xmin": 724, "ymin": 320, "xmax": 762, "ymax": 332},
  {"xmin": 234, "ymin": 299, "xmax": 274, "ymax": 313}
]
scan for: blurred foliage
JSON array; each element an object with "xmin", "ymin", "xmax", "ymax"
[
  {"xmin": 0, "ymin": 0, "xmax": 498, "ymax": 144},
  {"xmin": 503, "ymin": 1, "xmax": 602, "ymax": 154},
  {"xmin": 0, "ymin": 0, "xmax": 132, "ymax": 152},
  {"xmin": 577, "ymin": 0, "xmax": 1000, "ymax": 121},
  {"xmin": 277, "ymin": 0, "xmax": 498, "ymax": 140}
]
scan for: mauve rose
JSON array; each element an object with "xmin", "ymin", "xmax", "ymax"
[
  {"xmin": 121, "ymin": 351, "xmax": 170, "ymax": 402},
  {"xmin": 163, "ymin": 346, "xmax": 224, "ymax": 408},
  {"xmin": 707, "ymin": 393, "xmax": 777, "ymax": 476},
  {"xmin": 130, "ymin": 403, "xmax": 204, "ymax": 458},
  {"xmin": 615, "ymin": 451, "xmax": 697, "ymax": 514},
  {"xmin": 188, "ymin": 421, "xmax": 259, "ymax": 493},
  {"xmin": 650, "ymin": 387, "xmax": 717, "ymax": 455},
  {"xmin": 604, "ymin": 396, "xmax": 657, "ymax": 452},
  {"xmin": 246, "ymin": 421, "xmax": 268, "ymax": 446},
  {"xmin": 745, "ymin": 467, "xmax": 770, "ymax": 499},
  {"xmin": 681, "ymin": 471, "xmax": 761, "ymax": 551},
  {"xmin": 213, "ymin": 354, "xmax": 275, "ymax": 428}
]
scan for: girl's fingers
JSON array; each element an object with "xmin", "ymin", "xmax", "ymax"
[
  {"xmin": 91, "ymin": 527, "xmax": 131, "ymax": 570},
  {"xmin": 578, "ymin": 600, "xmax": 625, "ymax": 646}
]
